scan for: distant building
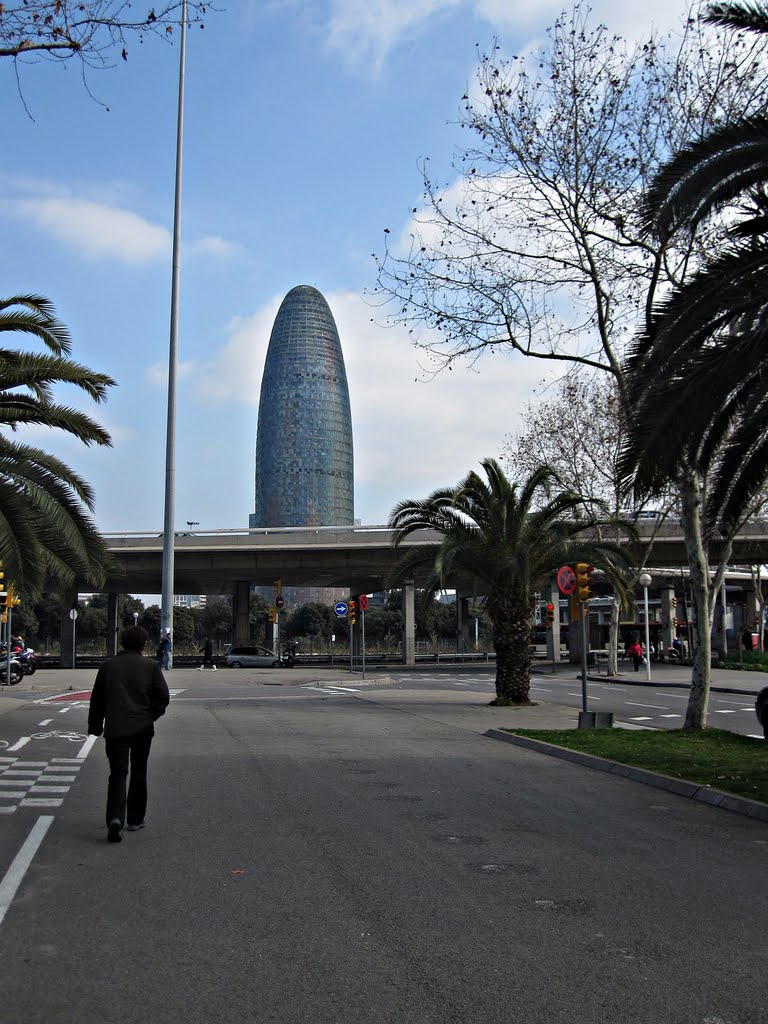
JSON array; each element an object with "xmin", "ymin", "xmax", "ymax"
[
  {"xmin": 250, "ymin": 284, "xmax": 354, "ymax": 529},
  {"xmin": 174, "ymin": 595, "xmax": 207, "ymax": 609}
]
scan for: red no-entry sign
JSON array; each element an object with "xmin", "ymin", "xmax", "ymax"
[
  {"xmin": 557, "ymin": 565, "xmax": 577, "ymax": 595},
  {"xmin": 358, "ymin": 594, "xmax": 369, "ymax": 611}
]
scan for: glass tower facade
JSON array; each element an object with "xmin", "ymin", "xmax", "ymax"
[{"xmin": 250, "ymin": 285, "xmax": 354, "ymax": 528}]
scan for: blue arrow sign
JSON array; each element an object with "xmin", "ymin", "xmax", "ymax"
[{"xmin": 335, "ymin": 601, "xmax": 348, "ymax": 617}]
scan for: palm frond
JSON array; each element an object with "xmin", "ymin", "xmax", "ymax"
[{"xmin": 705, "ymin": 2, "xmax": 768, "ymax": 34}]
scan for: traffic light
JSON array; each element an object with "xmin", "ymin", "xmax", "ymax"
[
  {"xmin": 672, "ymin": 596, "xmax": 677, "ymax": 609},
  {"xmin": 268, "ymin": 607, "xmax": 277, "ymax": 623},
  {"xmin": 0, "ymin": 592, "xmax": 7, "ymax": 611},
  {"xmin": 545, "ymin": 602, "xmax": 555, "ymax": 627},
  {"xmin": 575, "ymin": 563, "xmax": 594, "ymax": 603},
  {"xmin": 673, "ymin": 616, "xmax": 679, "ymax": 629},
  {"xmin": 347, "ymin": 598, "xmax": 356, "ymax": 626}
]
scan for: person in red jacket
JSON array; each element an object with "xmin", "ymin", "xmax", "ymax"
[
  {"xmin": 88, "ymin": 626, "xmax": 170, "ymax": 843},
  {"xmin": 627, "ymin": 639, "xmax": 644, "ymax": 672}
]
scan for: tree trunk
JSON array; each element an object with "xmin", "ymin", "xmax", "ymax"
[
  {"xmin": 492, "ymin": 610, "xmax": 533, "ymax": 705},
  {"xmin": 680, "ymin": 468, "xmax": 711, "ymax": 730}
]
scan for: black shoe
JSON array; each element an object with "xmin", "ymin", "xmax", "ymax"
[{"xmin": 107, "ymin": 819, "xmax": 123, "ymax": 843}]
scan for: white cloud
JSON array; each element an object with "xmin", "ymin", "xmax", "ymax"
[
  {"xmin": 326, "ymin": 0, "xmax": 462, "ymax": 69},
  {"xmin": 324, "ymin": 0, "xmax": 695, "ymax": 73},
  {"xmin": 190, "ymin": 235, "xmax": 239, "ymax": 260},
  {"xmin": 16, "ymin": 197, "xmax": 170, "ymax": 264}
]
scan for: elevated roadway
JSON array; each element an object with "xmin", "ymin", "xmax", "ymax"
[{"xmin": 98, "ymin": 519, "xmax": 768, "ymax": 596}]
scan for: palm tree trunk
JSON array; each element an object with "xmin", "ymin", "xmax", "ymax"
[
  {"xmin": 491, "ymin": 609, "xmax": 533, "ymax": 705},
  {"xmin": 680, "ymin": 467, "xmax": 711, "ymax": 730}
]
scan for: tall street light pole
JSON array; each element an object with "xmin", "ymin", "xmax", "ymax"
[
  {"xmin": 639, "ymin": 572, "xmax": 652, "ymax": 682},
  {"xmin": 160, "ymin": 0, "xmax": 189, "ymax": 661}
]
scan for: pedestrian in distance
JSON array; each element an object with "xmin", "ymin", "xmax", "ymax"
[
  {"xmin": 755, "ymin": 687, "xmax": 768, "ymax": 741},
  {"xmin": 199, "ymin": 637, "xmax": 216, "ymax": 671},
  {"xmin": 742, "ymin": 628, "xmax": 754, "ymax": 653},
  {"xmin": 159, "ymin": 630, "xmax": 172, "ymax": 670},
  {"xmin": 627, "ymin": 639, "xmax": 644, "ymax": 672},
  {"xmin": 87, "ymin": 626, "xmax": 170, "ymax": 844}
]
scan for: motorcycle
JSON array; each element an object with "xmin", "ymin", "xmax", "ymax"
[
  {"xmin": 0, "ymin": 655, "xmax": 23, "ymax": 686},
  {"xmin": 281, "ymin": 646, "xmax": 296, "ymax": 668},
  {"xmin": 0, "ymin": 643, "xmax": 35, "ymax": 675}
]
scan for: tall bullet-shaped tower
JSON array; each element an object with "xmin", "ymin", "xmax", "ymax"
[{"xmin": 251, "ymin": 285, "xmax": 354, "ymax": 528}]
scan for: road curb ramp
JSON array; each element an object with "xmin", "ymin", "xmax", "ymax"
[{"xmin": 484, "ymin": 728, "xmax": 768, "ymax": 824}]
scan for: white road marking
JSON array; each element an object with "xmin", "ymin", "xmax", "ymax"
[
  {"xmin": 0, "ymin": 780, "xmax": 32, "ymax": 788},
  {"xmin": 29, "ymin": 786, "xmax": 69, "ymax": 794},
  {"xmin": 568, "ymin": 693, "xmax": 601, "ymax": 699},
  {"xmin": 630, "ymin": 717, "xmax": 653, "ymax": 721},
  {"xmin": 6, "ymin": 738, "xmax": 30, "ymax": 752},
  {"xmin": 713, "ymin": 710, "xmax": 736, "ymax": 714},
  {"xmin": 37, "ymin": 720, "xmax": 52, "ymax": 726},
  {"xmin": 40, "ymin": 776, "xmax": 76, "ymax": 783},
  {"xmin": 0, "ymin": 815, "xmax": 54, "ymax": 927},
  {"xmin": 625, "ymin": 701, "xmax": 667, "ymax": 709},
  {"xmin": 76, "ymin": 735, "xmax": 97, "ymax": 759},
  {"xmin": 20, "ymin": 798, "xmax": 62, "ymax": 808},
  {"xmin": 0, "ymin": 793, "xmax": 27, "ymax": 800},
  {"xmin": 531, "ymin": 686, "xmax": 552, "ymax": 692},
  {"xmin": 655, "ymin": 693, "xmax": 687, "ymax": 699},
  {"xmin": 58, "ymin": 708, "xmax": 71, "ymax": 714},
  {"xmin": 659, "ymin": 714, "xmax": 682, "ymax": 718}
]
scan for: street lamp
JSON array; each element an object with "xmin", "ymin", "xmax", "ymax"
[
  {"xmin": 160, "ymin": 0, "xmax": 189, "ymax": 664},
  {"xmin": 639, "ymin": 572, "xmax": 652, "ymax": 681},
  {"xmin": 133, "ymin": 612, "xmax": 139, "ymax": 628}
]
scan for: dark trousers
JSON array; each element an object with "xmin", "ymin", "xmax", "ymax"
[{"xmin": 105, "ymin": 728, "xmax": 154, "ymax": 827}]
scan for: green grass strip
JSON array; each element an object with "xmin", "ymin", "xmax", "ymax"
[{"xmin": 502, "ymin": 728, "xmax": 768, "ymax": 803}]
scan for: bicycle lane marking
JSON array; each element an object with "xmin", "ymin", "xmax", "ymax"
[
  {"xmin": 0, "ymin": 733, "xmax": 99, "ymax": 927},
  {"xmin": 0, "ymin": 816, "xmax": 54, "ymax": 927}
]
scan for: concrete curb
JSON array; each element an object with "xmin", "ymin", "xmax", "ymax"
[{"xmin": 483, "ymin": 728, "xmax": 768, "ymax": 824}]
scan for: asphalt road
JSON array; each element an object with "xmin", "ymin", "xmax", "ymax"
[
  {"xmin": 0, "ymin": 676, "xmax": 766, "ymax": 1023},
  {"xmin": 382, "ymin": 669, "xmax": 766, "ymax": 736}
]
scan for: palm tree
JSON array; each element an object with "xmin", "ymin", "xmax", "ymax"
[
  {"xmin": 621, "ymin": 3, "xmax": 768, "ymax": 529},
  {"xmin": 0, "ymin": 295, "xmax": 119, "ymax": 597},
  {"xmin": 387, "ymin": 458, "xmax": 633, "ymax": 706}
]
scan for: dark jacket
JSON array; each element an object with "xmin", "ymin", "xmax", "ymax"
[{"xmin": 88, "ymin": 650, "xmax": 170, "ymax": 739}]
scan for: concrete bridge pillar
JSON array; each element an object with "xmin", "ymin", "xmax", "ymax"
[
  {"xmin": 401, "ymin": 581, "xmax": 415, "ymax": 666},
  {"xmin": 232, "ymin": 580, "xmax": 250, "ymax": 646},
  {"xmin": 456, "ymin": 596, "xmax": 472, "ymax": 652},
  {"xmin": 106, "ymin": 593, "xmax": 120, "ymax": 656},
  {"xmin": 547, "ymin": 576, "xmax": 561, "ymax": 663},
  {"xmin": 660, "ymin": 588, "xmax": 676, "ymax": 654}
]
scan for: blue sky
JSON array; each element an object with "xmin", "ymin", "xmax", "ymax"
[{"xmin": 0, "ymin": 0, "xmax": 689, "ymax": 541}]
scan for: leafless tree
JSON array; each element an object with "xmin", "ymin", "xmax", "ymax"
[
  {"xmin": 371, "ymin": 1, "xmax": 768, "ymax": 727},
  {"xmin": 0, "ymin": 2, "xmax": 211, "ymax": 67}
]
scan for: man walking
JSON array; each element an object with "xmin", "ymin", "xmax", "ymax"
[{"xmin": 88, "ymin": 626, "xmax": 170, "ymax": 843}]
